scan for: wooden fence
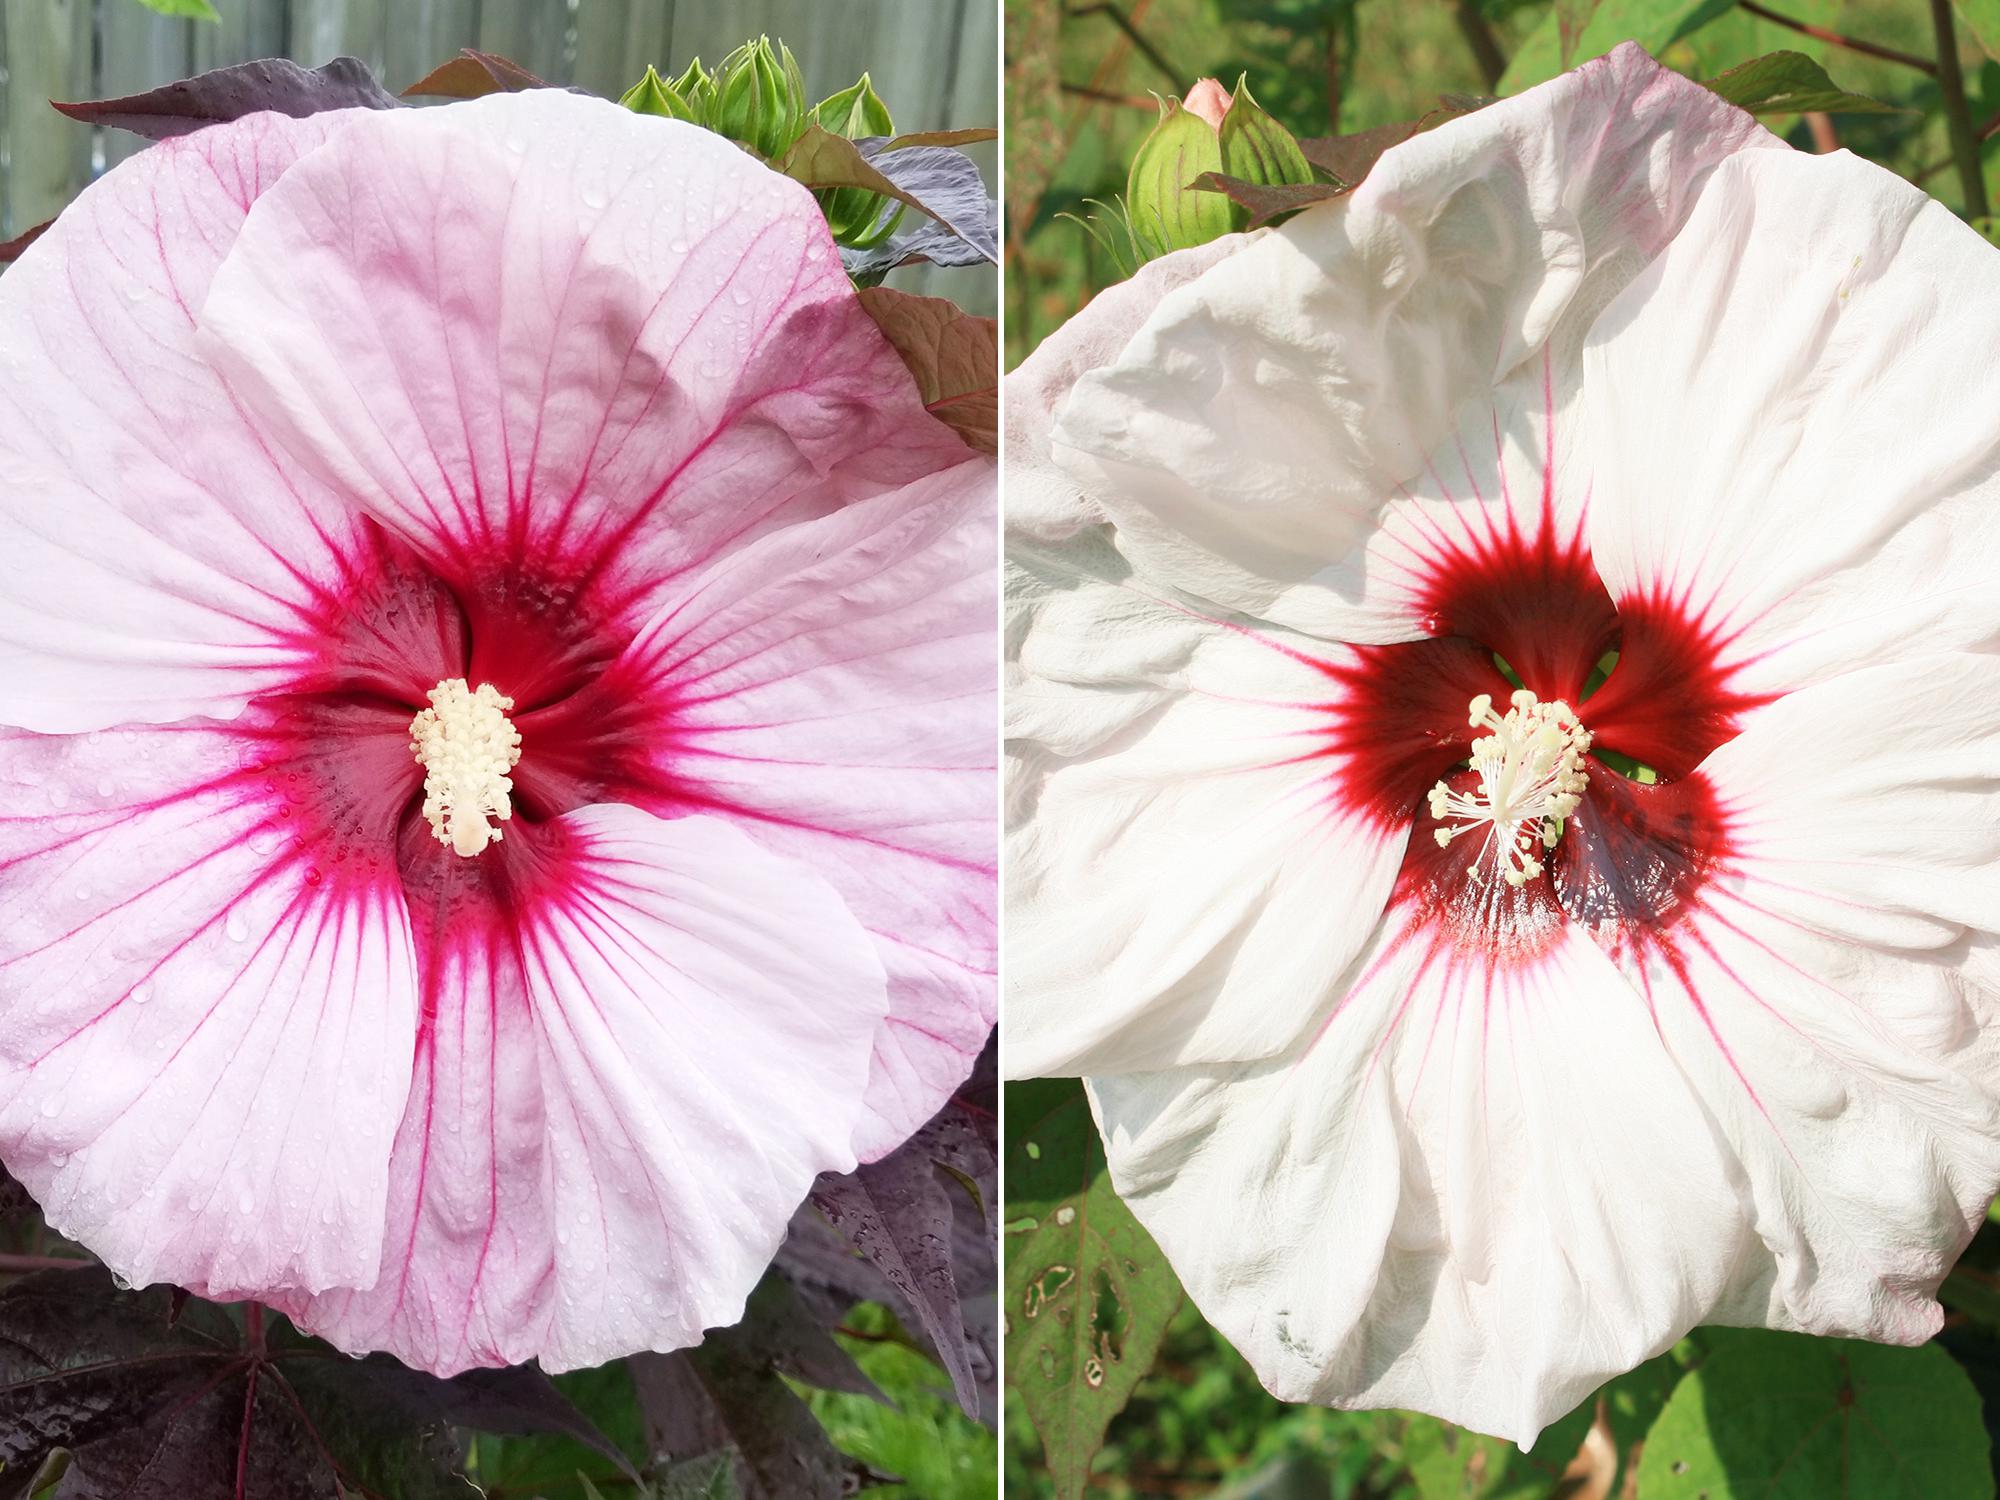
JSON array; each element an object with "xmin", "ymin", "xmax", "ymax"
[{"xmin": 0, "ymin": 0, "xmax": 998, "ymax": 308}]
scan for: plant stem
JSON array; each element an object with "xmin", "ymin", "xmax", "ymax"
[
  {"xmin": 0, "ymin": 1253, "xmax": 89, "ymax": 1273},
  {"xmin": 1932, "ymin": 0, "xmax": 1991, "ymax": 218},
  {"xmin": 1805, "ymin": 110, "xmax": 1839, "ymax": 152},
  {"xmin": 1452, "ymin": 0, "xmax": 1507, "ymax": 90},
  {"xmin": 1739, "ymin": 0, "xmax": 1939, "ymax": 74}
]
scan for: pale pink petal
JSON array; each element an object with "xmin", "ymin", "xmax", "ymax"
[
  {"xmin": 1091, "ymin": 919, "xmax": 1747, "ymax": 1445},
  {"xmin": 0, "ymin": 717, "xmax": 419, "ymax": 1299},
  {"xmin": 1050, "ymin": 43, "xmax": 1773, "ymax": 634},
  {"xmin": 0, "ymin": 110, "xmax": 382, "ymax": 733},
  {"xmin": 1641, "ymin": 655, "xmax": 2000, "ymax": 1342},
  {"xmin": 518, "ymin": 462, "xmax": 996, "ymax": 1159},
  {"xmin": 1584, "ymin": 149, "xmax": 2000, "ymax": 695},
  {"xmin": 286, "ymin": 806, "xmax": 887, "ymax": 1374},
  {"xmin": 196, "ymin": 91, "xmax": 969, "ymax": 646}
]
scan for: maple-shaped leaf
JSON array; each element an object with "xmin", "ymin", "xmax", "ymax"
[{"xmin": 0, "ymin": 1269, "xmax": 629, "ymax": 1499}]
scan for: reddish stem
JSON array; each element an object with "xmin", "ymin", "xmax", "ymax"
[{"xmin": 1738, "ymin": 0, "xmax": 1939, "ymax": 74}]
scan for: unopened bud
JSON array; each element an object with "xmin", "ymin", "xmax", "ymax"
[
  {"xmin": 812, "ymin": 72, "xmax": 904, "ymax": 248},
  {"xmin": 712, "ymin": 36, "xmax": 808, "ymax": 159},
  {"xmin": 619, "ymin": 65, "xmax": 700, "ymax": 123},
  {"xmin": 1125, "ymin": 73, "xmax": 1314, "ymax": 258}
]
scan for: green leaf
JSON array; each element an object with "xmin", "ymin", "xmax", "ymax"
[
  {"xmin": 1499, "ymin": 0, "xmax": 1738, "ymax": 92},
  {"xmin": 1003, "ymin": 1078, "xmax": 1182, "ymax": 1500},
  {"xmin": 1400, "ymin": 1402, "xmax": 1593, "ymax": 1500},
  {"xmin": 1637, "ymin": 1330, "xmax": 1994, "ymax": 1499},
  {"xmin": 1702, "ymin": 50, "xmax": 1901, "ymax": 114},
  {"xmin": 131, "ymin": 0, "xmax": 221, "ymax": 20},
  {"xmin": 1956, "ymin": 0, "xmax": 2000, "ymax": 61}
]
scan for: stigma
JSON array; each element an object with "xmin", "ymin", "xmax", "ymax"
[
  {"xmin": 1427, "ymin": 689, "xmax": 1590, "ymax": 888},
  {"xmin": 410, "ymin": 679, "xmax": 523, "ymax": 858}
]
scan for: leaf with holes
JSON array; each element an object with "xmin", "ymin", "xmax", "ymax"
[
  {"xmin": 53, "ymin": 57, "xmax": 399, "ymax": 140},
  {"xmin": 1636, "ymin": 1329, "xmax": 1993, "ymax": 1498},
  {"xmin": 859, "ymin": 288, "xmax": 997, "ymax": 458},
  {"xmin": 1701, "ymin": 50, "xmax": 1901, "ymax": 115},
  {"xmin": 1003, "ymin": 1078, "xmax": 1180, "ymax": 1500}
]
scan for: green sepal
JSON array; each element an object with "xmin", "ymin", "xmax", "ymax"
[
  {"xmin": 1218, "ymin": 75, "xmax": 1314, "ymax": 188},
  {"xmin": 812, "ymin": 72, "xmax": 904, "ymax": 247},
  {"xmin": 711, "ymin": 36, "xmax": 808, "ymax": 158},
  {"xmin": 618, "ymin": 65, "xmax": 699, "ymax": 123},
  {"xmin": 1125, "ymin": 98, "xmax": 1231, "ymax": 259}
]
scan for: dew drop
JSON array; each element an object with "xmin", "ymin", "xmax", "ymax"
[
  {"xmin": 237, "ymin": 1188, "xmax": 255, "ymax": 1215},
  {"xmin": 225, "ymin": 913, "xmax": 249, "ymax": 943}
]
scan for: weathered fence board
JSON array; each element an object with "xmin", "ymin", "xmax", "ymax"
[{"xmin": 0, "ymin": 0, "xmax": 999, "ymax": 311}]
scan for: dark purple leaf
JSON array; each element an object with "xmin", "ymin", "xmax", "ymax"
[
  {"xmin": 401, "ymin": 50, "xmax": 549, "ymax": 100},
  {"xmin": 0, "ymin": 1269, "xmax": 624, "ymax": 1499},
  {"xmin": 1189, "ymin": 173, "xmax": 1348, "ymax": 229},
  {"xmin": 53, "ymin": 56, "xmax": 399, "ymax": 141},
  {"xmin": 0, "ymin": 222, "xmax": 53, "ymax": 267},
  {"xmin": 839, "ymin": 217, "xmax": 995, "ymax": 277},
  {"xmin": 0, "ymin": 1165, "xmax": 34, "ymax": 1223},
  {"xmin": 631, "ymin": 1277, "xmax": 883, "ymax": 1500},
  {"xmin": 776, "ymin": 1200, "xmax": 898, "ymax": 1320},
  {"xmin": 812, "ymin": 1151, "xmax": 978, "ymax": 1419}
]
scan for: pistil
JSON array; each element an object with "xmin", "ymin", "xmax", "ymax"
[
  {"xmin": 410, "ymin": 679, "xmax": 523, "ymax": 857},
  {"xmin": 1427, "ymin": 689, "xmax": 1590, "ymax": 887}
]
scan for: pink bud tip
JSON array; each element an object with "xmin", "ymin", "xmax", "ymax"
[{"xmin": 1182, "ymin": 77, "xmax": 1232, "ymax": 130}]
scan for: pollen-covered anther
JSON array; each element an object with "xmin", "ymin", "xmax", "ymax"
[
  {"xmin": 1427, "ymin": 688, "xmax": 1592, "ymax": 888},
  {"xmin": 409, "ymin": 679, "xmax": 524, "ymax": 858}
]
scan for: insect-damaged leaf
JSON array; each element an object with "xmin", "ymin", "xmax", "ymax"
[
  {"xmin": 775, "ymin": 128, "xmax": 997, "ymax": 264},
  {"xmin": 0, "ymin": 1268, "xmax": 627, "ymax": 1498},
  {"xmin": 53, "ymin": 57, "xmax": 399, "ymax": 140},
  {"xmin": 1003, "ymin": 1078, "xmax": 1180, "ymax": 1500},
  {"xmin": 858, "ymin": 288, "xmax": 998, "ymax": 458},
  {"xmin": 1636, "ymin": 1330, "xmax": 1993, "ymax": 1499}
]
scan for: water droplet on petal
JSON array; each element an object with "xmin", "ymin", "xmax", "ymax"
[{"xmin": 225, "ymin": 914, "xmax": 249, "ymax": 943}]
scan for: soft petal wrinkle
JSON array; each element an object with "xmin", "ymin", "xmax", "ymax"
[
  {"xmin": 0, "ymin": 722, "xmax": 419, "ymax": 1301},
  {"xmin": 1091, "ymin": 922, "xmax": 1748, "ymax": 1446},
  {"xmin": 1051, "ymin": 44, "xmax": 1773, "ymax": 633},
  {"xmin": 523, "ymin": 462, "xmax": 996, "ymax": 1159},
  {"xmin": 288, "ymin": 805, "xmax": 888, "ymax": 1374},
  {"xmin": 0, "ymin": 110, "xmax": 379, "ymax": 733},
  {"xmin": 198, "ymin": 91, "xmax": 970, "ymax": 645},
  {"xmin": 1585, "ymin": 148, "xmax": 2000, "ymax": 695}
]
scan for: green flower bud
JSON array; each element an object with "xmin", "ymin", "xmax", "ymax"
[
  {"xmin": 811, "ymin": 72, "xmax": 905, "ymax": 249},
  {"xmin": 1125, "ymin": 95, "xmax": 1230, "ymax": 258},
  {"xmin": 619, "ymin": 65, "xmax": 699, "ymax": 123},
  {"xmin": 711, "ymin": 36, "xmax": 807, "ymax": 159},
  {"xmin": 1125, "ymin": 74, "xmax": 1315, "ymax": 259}
]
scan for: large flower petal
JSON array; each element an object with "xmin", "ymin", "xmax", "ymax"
[
  {"xmin": 197, "ymin": 91, "xmax": 969, "ymax": 655},
  {"xmin": 0, "ymin": 112, "xmax": 377, "ymax": 733},
  {"xmin": 516, "ymin": 462, "xmax": 996, "ymax": 1158},
  {"xmin": 0, "ymin": 717, "xmax": 419, "ymax": 1300},
  {"xmin": 1633, "ymin": 655, "xmax": 2000, "ymax": 1343},
  {"xmin": 1584, "ymin": 148, "xmax": 2000, "ymax": 695},
  {"xmin": 287, "ymin": 805, "xmax": 887, "ymax": 1374},
  {"xmin": 1090, "ymin": 919, "xmax": 1748, "ymax": 1445},
  {"xmin": 1049, "ymin": 44, "xmax": 1771, "ymax": 632},
  {"xmin": 1009, "ymin": 625, "xmax": 1428, "ymax": 1077}
]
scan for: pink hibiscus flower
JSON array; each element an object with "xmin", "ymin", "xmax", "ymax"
[
  {"xmin": 0, "ymin": 90, "xmax": 995, "ymax": 1375},
  {"xmin": 1006, "ymin": 45, "xmax": 2000, "ymax": 1441}
]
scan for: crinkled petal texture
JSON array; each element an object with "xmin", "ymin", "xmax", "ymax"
[
  {"xmin": 1007, "ymin": 43, "xmax": 2000, "ymax": 1445},
  {"xmin": 0, "ymin": 89, "xmax": 991, "ymax": 1375}
]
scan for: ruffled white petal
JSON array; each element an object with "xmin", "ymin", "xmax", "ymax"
[
  {"xmin": 1585, "ymin": 148, "xmax": 2000, "ymax": 694},
  {"xmin": 1048, "ymin": 44, "xmax": 1772, "ymax": 634},
  {"xmin": 1091, "ymin": 919, "xmax": 1748, "ymax": 1445}
]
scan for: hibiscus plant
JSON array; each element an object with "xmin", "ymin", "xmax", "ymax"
[
  {"xmin": 1007, "ymin": 3, "xmax": 2000, "ymax": 1498},
  {"xmin": 0, "ymin": 38, "xmax": 997, "ymax": 1500}
]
